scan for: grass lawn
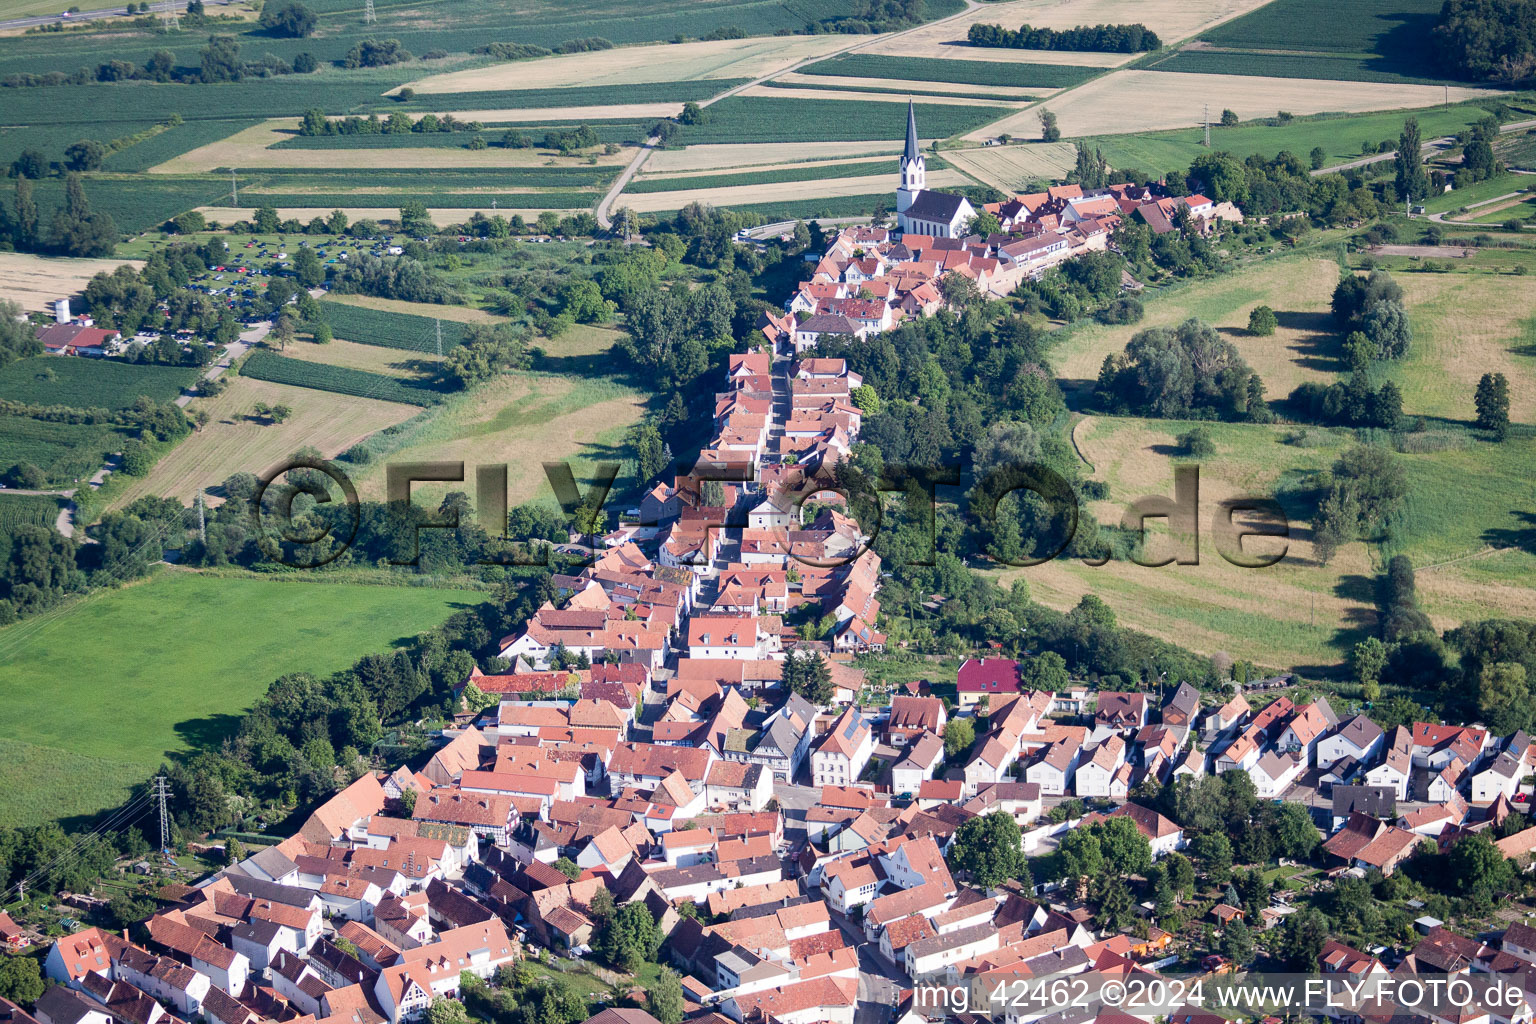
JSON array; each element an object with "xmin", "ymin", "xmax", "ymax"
[
  {"xmin": 0, "ymin": 571, "xmax": 483, "ymax": 827},
  {"xmin": 1424, "ymin": 172, "xmax": 1533, "ymax": 215},
  {"xmin": 348, "ymin": 371, "xmax": 647, "ymax": 510}
]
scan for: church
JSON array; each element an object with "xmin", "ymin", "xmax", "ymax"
[{"xmin": 896, "ymin": 100, "xmax": 975, "ymax": 238}]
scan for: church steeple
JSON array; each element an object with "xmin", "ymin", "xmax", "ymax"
[
  {"xmin": 904, "ymin": 98, "xmax": 920, "ymax": 165},
  {"xmin": 897, "ymin": 98, "xmax": 925, "ymax": 218}
]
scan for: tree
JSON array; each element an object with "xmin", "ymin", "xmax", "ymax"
[
  {"xmin": 0, "ymin": 956, "xmax": 44, "ymax": 1005},
  {"xmin": 1090, "ymin": 816, "xmax": 1151, "ymax": 877},
  {"xmin": 594, "ymin": 901, "xmax": 657, "ymax": 972},
  {"xmin": 10, "ymin": 150, "xmax": 46, "ymax": 180},
  {"xmin": 1448, "ymin": 831, "xmax": 1514, "ymax": 902},
  {"xmin": 850, "ymin": 384, "xmax": 881, "ymax": 414},
  {"xmin": 553, "ymin": 856, "xmax": 580, "ymax": 880},
  {"xmin": 1476, "ymin": 371, "xmax": 1511, "ymax": 440},
  {"xmin": 648, "ymin": 967, "xmax": 684, "ymax": 1024},
  {"xmin": 782, "ymin": 648, "xmax": 833, "ymax": 704},
  {"xmin": 259, "ymin": 0, "xmax": 316, "ymax": 36},
  {"xmin": 200, "ymin": 34, "xmax": 244, "ymax": 82},
  {"xmin": 1039, "ymin": 109, "xmax": 1060, "ymax": 142},
  {"xmin": 1058, "ymin": 826, "xmax": 1103, "ymax": 880},
  {"xmin": 1479, "ymin": 662, "xmax": 1532, "ymax": 736},
  {"xmin": 1220, "ymin": 108, "xmax": 1239, "ymax": 126},
  {"xmin": 424, "ymin": 999, "xmax": 471, "ymax": 1024},
  {"xmin": 966, "ymin": 211, "xmax": 1002, "ymax": 237},
  {"xmin": 1395, "ymin": 117, "xmax": 1429, "ymax": 203},
  {"xmin": 1272, "ymin": 801, "xmax": 1319, "ymax": 859},
  {"xmin": 943, "ymin": 718, "xmax": 975, "ymax": 758},
  {"xmin": 110, "ymin": 891, "xmax": 155, "ymax": 929},
  {"xmin": 947, "ymin": 811, "xmax": 1025, "ymax": 888},
  {"xmin": 1190, "ymin": 832, "xmax": 1232, "ymax": 884},
  {"xmin": 1310, "ymin": 146, "xmax": 1327, "ymax": 170},
  {"xmin": 224, "ymin": 836, "xmax": 245, "ymax": 865},
  {"xmin": 14, "ymin": 177, "xmax": 39, "ymax": 251},
  {"xmin": 1022, "ymin": 651, "xmax": 1069, "ymax": 691},
  {"xmin": 64, "ymin": 139, "xmax": 105, "ymax": 172},
  {"xmin": 1095, "ymin": 875, "xmax": 1135, "ymax": 931},
  {"xmin": 1351, "ymin": 636, "xmax": 1387, "ymax": 691},
  {"xmin": 1247, "ymin": 305, "xmax": 1277, "ymax": 335},
  {"xmin": 1276, "ymin": 906, "xmax": 1329, "ymax": 969},
  {"xmin": 678, "ymin": 101, "xmax": 707, "ymax": 125},
  {"xmin": 1219, "ymin": 917, "xmax": 1254, "ymax": 965},
  {"xmin": 49, "ymin": 173, "xmax": 117, "ymax": 258},
  {"xmin": 399, "ymin": 199, "xmax": 432, "ymax": 237},
  {"xmin": 2, "ymin": 462, "xmax": 45, "ymax": 489}
]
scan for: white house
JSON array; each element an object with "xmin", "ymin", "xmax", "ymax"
[
  {"xmin": 1025, "ymin": 740, "xmax": 1078, "ymax": 797},
  {"xmin": 895, "ymin": 102, "xmax": 975, "ymax": 239},
  {"xmin": 1074, "ymin": 736, "xmax": 1126, "ymax": 799},
  {"xmin": 812, "ymin": 707, "xmax": 874, "ymax": 788},
  {"xmin": 1317, "ymin": 715, "xmax": 1385, "ymax": 769},
  {"xmin": 1252, "ymin": 751, "xmax": 1303, "ymax": 799},
  {"xmin": 890, "ymin": 733, "xmax": 945, "ymax": 796}
]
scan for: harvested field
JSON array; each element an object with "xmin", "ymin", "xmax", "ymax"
[
  {"xmin": 155, "ymin": 119, "xmax": 634, "ymax": 172},
  {"xmin": 403, "ymin": 36, "xmax": 851, "ymax": 93},
  {"xmin": 275, "ymin": 338, "xmax": 442, "ymax": 378},
  {"xmin": 941, "ymin": 143, "xmax": 1079, "ymax": 190},
  {"xmin": 0, "ymin": 252, "xmax": 144, "ymax": 313},
  {"xmin": 735, "ymin": 84, "xmax": 1017, "ymax": 108},
  {"xmin": 860, "ymin": 0, "xmax": 1275, "ymax": 58},
  {"xmin": 771, "ymin": 72, "xmax": 1041, "ymax": 100},
  {"xmin": 196, "ymin": 206, "xmax": 574, "ymax": 226},
  {"xmin": 633, "ymin": 154, "xmax": 895, "ymax": 184},
  {"xmin": 1051, "ymin": 255, "xmax": 1345, "ymax": 397},
  {"xmin": 645, "ymin": 141, "xmax": 903, "ymax": 173},
  {"xmin": 324, "ymin": 294, "xmax": 508, "ymax": 324},
  {"xmin": 972, "ymin": 70, "xmax": 1493, "ymax": 139},
  {"xmin": 620, "ymin": 168, "xmax": 971, "ymax": 213},
  {"xmin": 104, "ymin": 376, "xmax": 414, "ymax": 511},
  {"xmin": 1370, "ymin": 244, "xmax": 1477, "ymax": 258}
]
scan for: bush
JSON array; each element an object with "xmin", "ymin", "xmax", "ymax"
[
  {"xmin": 1094, "ymin": 296, "xmax": 1144, "ymax": 325},
  {"xmin": 1178, "ymin": 425, "xmax": 1216, "ymax": 458}
]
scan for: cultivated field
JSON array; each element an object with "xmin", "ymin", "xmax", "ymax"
[
  {"xmin": 104, "ymin": 376, "xmax": 415, "ymax": 510},
  {"xmin": 974, "ymin": 70, "xmax": 1494, "ymax": 139},
  {"xmin": 0, "ymin": 571, "xmax": 480, "ymax": 826},
  {"xmin": 631, "ymin": 154, "xmax": 896, "ymax": 185},
  {"xmin": 645, "ymin": 141, "xmax": 905, "ymax": 173},
  {"xmin": 941, "ymin": 143, "xmax": 1079, "ymax": 190},
  {"xmin": 276, "ymin": 338, "xmax": 442, "ymax": 378},
  {"xmin": 1050, "ymin": 255, "xmax": 1345, "ymax": 397},
  {"xmin": 155, "ymin": 119, "xmax": 634, "ymax": 173},
  {"xmin": 403, "ymin": 35, "xmax": 853, "ymax": 93},
  {"xmin": 348, "ymin": 372, "xmax": 647, "ymax": 508},
  {"xmin": 619, "ymin": 167, "xmax": 972, "ymax": 213},
  {"xmin": 195, "ymin": 206, "xmax": 576, "ymax": 226},
  {"xmin": 0, "ymin": 252, "xmax": 143, "ymax": 313},
  {"xmin": 0, "ymin": 356, "xmax": 197, "ymax": 408},
  {"xmin": 771, "ymin": 72, "xmax": 1041, "ymax": 100},
  {"xmin": 860, "ymin": 0, "xmax": 1275, "ymax": 58},
  {"xmin": 736, "ymin": 84, "xmax": 1015, "ymax": 108},
  {"xmin": 323, "ymin": 295, "xmax": 509, "ymax": 324}
]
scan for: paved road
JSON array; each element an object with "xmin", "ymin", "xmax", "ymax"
[
  {"xmin": 594, "ymin": 0, "xmax": 986, "ymax": 230},
  {"xmin": 0, "ymin": 0, "xmax": 233, "ymax": 30}
]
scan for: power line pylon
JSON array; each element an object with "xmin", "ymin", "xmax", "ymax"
[
  {"xmin": 154, "ymin": 776, "xmax": 171, "ymax": 854},
  {"xmin": 364, "ymin": 0, "xmax": 375, "ymax": 24}
]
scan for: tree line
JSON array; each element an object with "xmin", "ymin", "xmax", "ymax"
[{"xmin": 967, "ymin": 21, "xmax": 1161, "ymax": 52}]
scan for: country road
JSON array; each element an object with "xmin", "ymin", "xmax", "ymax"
[
  {"xmin": 1312, "ymin": 117, "xmax": 1536, "ymax": 176},
  {"xmin": 594, "ymin": 0, "xmax": 988, "ymax": 230},
  {"xmin": 0, "ymin": 0, "xmax": 234, "ymax": 31}
]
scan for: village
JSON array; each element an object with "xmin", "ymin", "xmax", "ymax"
[{"xmin": 12, "ymin": 193, "xmax": 1536, "ymax": 1024}]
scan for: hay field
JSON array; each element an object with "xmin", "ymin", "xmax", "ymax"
[
  {"xmin": 861, "ymin": 0, "xmax": 1275, "ymax": 58},
  {"xmin": 324, "ymin": 294, "xmax": 508, "ymax": 324},
  {"xmin": 196, "ymin": 206, "xmax": 573, "ymax": 226},
  {"xmin": 276, "ymin": 338, "xmax": 442, "ymax": 377},
  {"xmin": 980, "ymin": 70, "xmax": 1494, "ymax": 138},
  {"xmin": 0, "ymin": 252, "xmax": 144, "ymax": 312},
  {"xmin": 347, "ymin": 372, "xmax": 646, "ymax": 508},
  {"xmin": 620, "ymin": 167, "xmax": 971, "ymax": 213},
  {"xmin": 771, "ymin": 72, "xmax": 1041, "ymax": 100},
  {"xmin": 998, "ymin": 414, "xmax": 1373, "ymax": 669},
  {"xmin": 155, "ymin": 119, "xmax": 632, "ymax": 172},
  {"xmin": 941, "ymin": 143, "xmax": 1078, "ymax": 189},
  {"xmin": 735, "ymin": 84, "xmax": 1017, "ymax": 108},
  {"xmin": 104, "ymin": 376, "xmax": 414, "ymax": 510},
  {"xmin": 402, "ymin": 35, "xmax": 852, "ymax": 94},
  {"xmin": 1051, "ymin": 255, "xmax": 1344, "ymax": 395},
  {"xmin": 1385, "ymin": 272, "xmax": 1536, "ymax": 422},
  {"xmin": 645, "ymin": 141, "xmax": 904, "ymax": 172}
]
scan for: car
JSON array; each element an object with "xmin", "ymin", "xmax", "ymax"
[{"xmin": 1517, "ymin": 794, "xmax": 1529, "ymax": 804}]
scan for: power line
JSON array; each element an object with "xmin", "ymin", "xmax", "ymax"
[
  {"xmin": 363, "ymin": 0, "xmax": 374, "ymax": 24},
  {"xmin": 1, "ymin": 793, "xmax": 156, "ymax": 903},
  {"xmin": 156, "ymin": 776, "xmax": 172, "ymax": 853}
]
